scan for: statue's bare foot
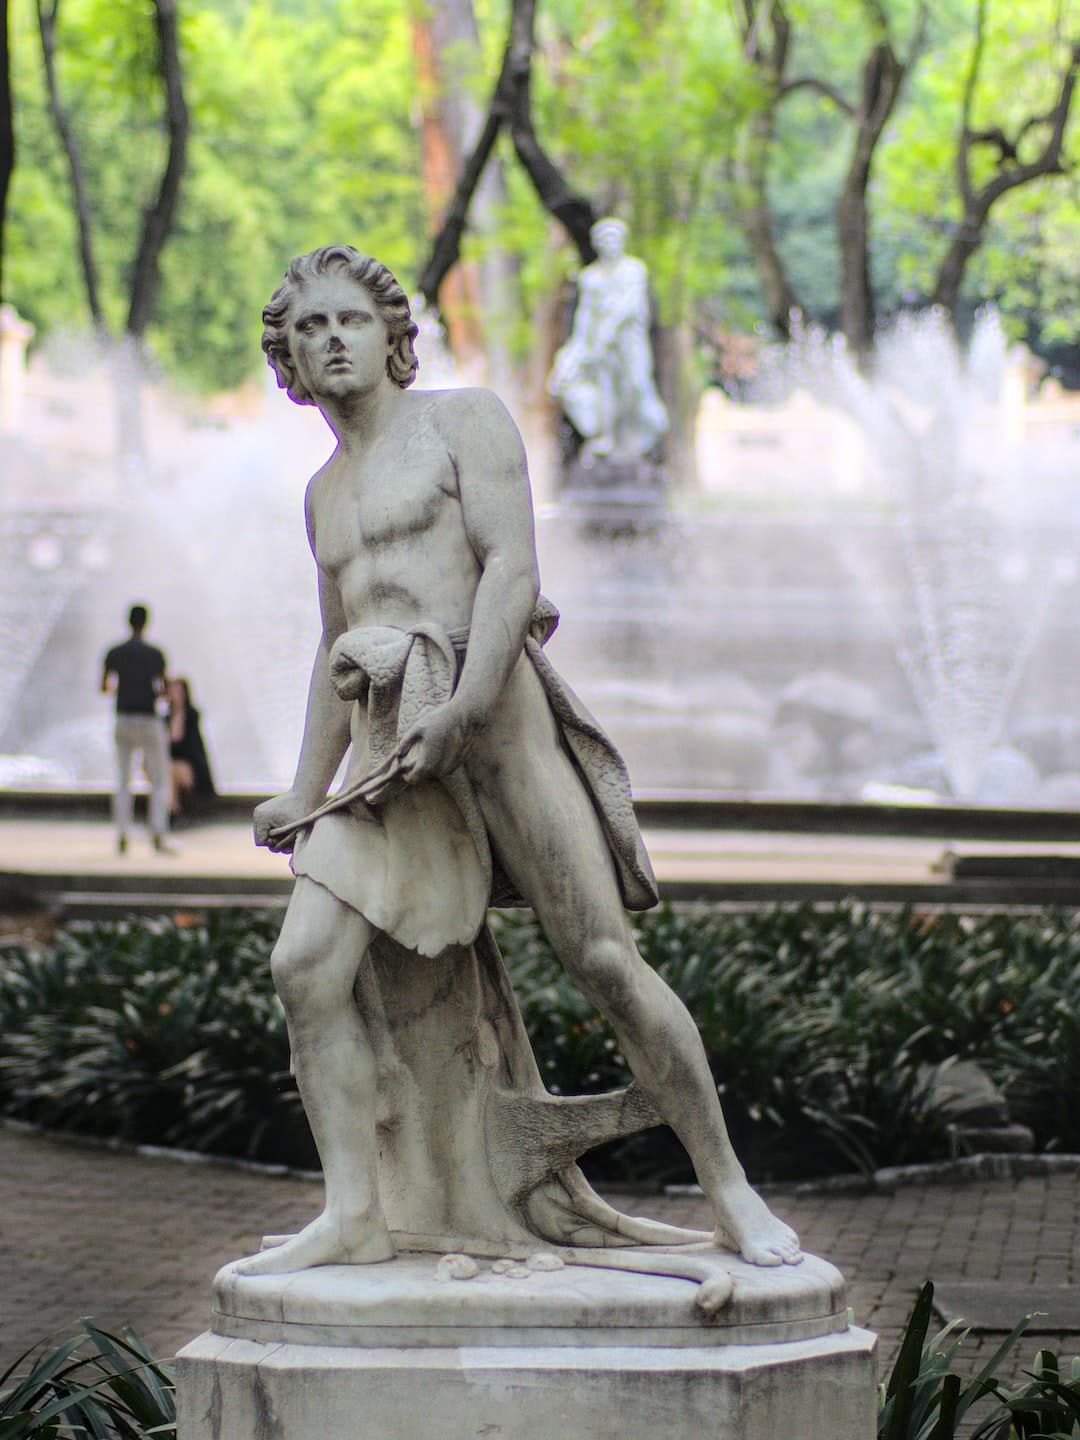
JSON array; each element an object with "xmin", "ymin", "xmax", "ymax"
[
  {"xmin": 714, "ymin": 1181, "xmax": 802, "ymax": 1267},
  {"xmin": 234, "ymin": 1210, "xmax": 395, "ymax": 1276}
]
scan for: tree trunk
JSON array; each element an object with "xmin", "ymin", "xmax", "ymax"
[
  {"xmin": 412, "ymin": 14, "xmax": 485, "ymax": 363},
  {"xmin": 111, "ymin": 332, "xmax": 146, "ymax": 494},
  {"xmin": 836, "ymin": 41, "xmax": 903, "ymax": 356},
  {"xmin": 504, "ymin": 0, "xmax": 595, "ymax": 263},
  {"xmin": 412, "ymin": 0, "xmax": 517, "ymax": 388},
  {"xmin": 655, "ymin": 322, "xmax": 701, "ymax": 491},
  {"xmin": 415, "ymin": 105, "xmax": 504, "ymax": 310},
  {"xmin": 416, "ymin": 0, "xmax": 596, "ymax": 310},
  {"xmin": 739, "ymin": 109, "xmax": 801, "ymax": 338},
  {"xmin": 733, "ymin": 0, "xmax": 802, "ymax": 339},
  {"xmin": 119, "ymin": 0, "xmax": 187, "ymax": 478},
  {"xmin": 932, "ymin": 36, "xmax": 1079, "ymax": 319},
  {"xmin": 126, "ymin": 0, "xmax": 188, "ymax": 340},
  {"xmin": 0, "ymin": 0, "xmax": 13, "ymax": 309},
  {"xmin": 36, "ymin": 0, "xmax": 104, "ymax": 328},
  {"xmin": 930, "ymin": 204, "xmax": 989, "ymax": 317}
]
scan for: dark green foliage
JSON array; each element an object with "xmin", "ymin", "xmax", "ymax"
[
  {"xmin": 972, "ymin": 1347, "xmax": 1080, "ymax": 1439},
  {"xmin": 492, "ymin": 904, "xmax": 1080, "ymax": 1180},
  {"xmin": 877, "ymin": 1281, "xmax": 1025, "ymax": 1439},
  {"xmin": 4, "ymin": 903, "xmax": 1080, "ymax": 1180},
  {"xmin": 0, "ymin": 910, "xmax": 313, "ymax": 1168},
  {"xmin": 877, "ymin": 1283, "xmax": 1080, "ymax": 1440},
  {"xmin": 0, "ymin": 1319, "xmax": 175, "ymax": 1439}
]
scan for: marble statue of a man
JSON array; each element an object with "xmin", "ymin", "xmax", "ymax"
[
  {"xmin": 244, "ymin": 244, "xmax": 799, "ymax": 1277},
  {"xmin": 548, "ymin": 218, "xmax": 669, "ymax": 466}
]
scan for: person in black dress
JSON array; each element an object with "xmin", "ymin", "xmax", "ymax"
[{"xmin": 166, "ymin": 676, "xmax": 216, "ymax": 823}]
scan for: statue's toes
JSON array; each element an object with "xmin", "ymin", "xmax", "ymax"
[
  {"xmin": 694, "ymin": 1271, "xmax": 734, "ymax": 1318},
  {"xmin": 741, "ymin": 1241, "xmax": 785, "ymax": 1267}
]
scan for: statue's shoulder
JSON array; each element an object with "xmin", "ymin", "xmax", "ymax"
[
  {"xmin": 425, "ymin": 385, "xmax": 514, "ymax": 436},
  {"xmin": 421, "ymin": 387, "xmax": 525, "ymax": 473},
  {"xmin": 303, "ymin": 453, "xmax": 338, "ymax": 522}
]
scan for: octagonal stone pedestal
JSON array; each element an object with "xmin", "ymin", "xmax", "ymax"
[{"xmin": 176, "ymin": 1251, "xmax": 877, "ymax": 1440}]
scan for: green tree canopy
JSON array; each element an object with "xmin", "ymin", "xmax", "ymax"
[
  {"xmin": 8, "ymin": 0, "xmax": 423, "ymax": 391},
  {"xmin": 4, "ymin": 0, "xmax": 1077, "ymax": 392}
]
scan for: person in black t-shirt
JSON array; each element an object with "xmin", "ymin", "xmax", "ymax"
[{"xmin": 100, "ymin": 604, "xmax": 173, "ymax": 855}]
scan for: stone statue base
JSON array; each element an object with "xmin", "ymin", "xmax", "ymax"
[
  {"xmin": 560, "ymin": 455, "xmax": 668, "ymax": 535},
  {"xmin": 175, "ymin": 1250, "xmax": 876, "ymax": 1439}
]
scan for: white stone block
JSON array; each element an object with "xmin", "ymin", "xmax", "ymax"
[{"xmin": 177, "ymin": 1251, "xmax": 877, "ymax": 1439}]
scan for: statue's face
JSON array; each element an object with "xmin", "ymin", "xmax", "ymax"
[
  {"xmin": 592, "ymin": 225, "xmax": 626, "ymax": 260},
  {"xmin": 288, "ymin": 270, "xmax": 391, "ymax": 403}
]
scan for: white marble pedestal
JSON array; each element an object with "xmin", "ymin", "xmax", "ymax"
[{"xmin": 176, "ymin": 1251, "xmax": 877, "ymax": 1440}]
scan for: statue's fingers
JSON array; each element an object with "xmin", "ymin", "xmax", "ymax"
[
  {"xmin": 394, "ymin": 726, "xmax": 422, "ymax": 759},
  {"xmin": 364, "ymin": 770, "xmax": 401, "ymax": 803},
  {"xmin": 396, "ymin": 751, "xmax": 421, "ymax": 784}
]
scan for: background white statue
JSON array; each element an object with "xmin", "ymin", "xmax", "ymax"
[{"xmin": 548, "ymin": 218, "xmax": 669, "ymax": 467}]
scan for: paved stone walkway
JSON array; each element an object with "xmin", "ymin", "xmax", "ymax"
[
  {"xmin": 8, "ymin": 812, "xmax": 1078, "ymax": 900},
  {"xmin": 2, "ymin": 1122, "xmax": 1078, "ymax": 1406}
]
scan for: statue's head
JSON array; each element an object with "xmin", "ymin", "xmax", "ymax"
[
  {"xmin": 589, "ymin": 217, "xmax": 627, "ymax": 260},
  {"xmin": 261, "ymin": 245, "xmax": 419, "ymax": 404}
]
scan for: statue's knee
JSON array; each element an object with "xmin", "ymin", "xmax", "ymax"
[
  {"xmin": 270, "ymin": 937, "xmax": 322, "ymax": 1015},
  {"xmin": 574, "ymin": 935, "xmax": 638, "ymax": 1020}
]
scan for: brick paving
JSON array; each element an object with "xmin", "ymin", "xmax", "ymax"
[{"xmin": 2, "ymin": 1121, "xmax": 1078, "ymax": 1408}]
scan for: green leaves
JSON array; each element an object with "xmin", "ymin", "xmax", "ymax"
[
  {"xmin": 7, "ymin": 0, "xmax": 425, "ymax": 390},
  {"xmin": 0, "ymin": 910, "xmax": 311, "ymax": 1168},
  {"xmin": 0, "ymin": 1320, "xmax": 175, "ymax": 1440},
  {"xmin": 497, "ymin": 902, "xmax": 1080, "ymax": 1181},
  {"xmin": 4, "ymin": 902, "xmax": 1080, "ymax": 1181},
  {"xmin": 971, "ymin": 1348, "xmax": 1080, "ymax": 1439},
  {"xmin": 878, "ymin": 1281, "xmax": 1033, "ymax": 1440}
]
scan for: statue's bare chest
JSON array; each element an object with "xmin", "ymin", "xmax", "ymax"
[{"xmin": 314, "ymin": 445, "xmax": 459, "ymax": 577}]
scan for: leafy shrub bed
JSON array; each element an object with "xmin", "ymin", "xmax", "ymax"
[
  {"xmin": 2, "ymin": 904, "xmax": 1079, "ymax": 1181},
  {"xmin": 0, "ymin": 911, "xmax": 313, "ymax": 1168}
]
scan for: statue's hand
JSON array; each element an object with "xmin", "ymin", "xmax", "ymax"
[
  {"xmin": 254, "ymin": 789, "xmax": 315, "ymax": 854},
  {"xmin": 394, "ymin": 701, "xmax": 477, "ymax": 788}
]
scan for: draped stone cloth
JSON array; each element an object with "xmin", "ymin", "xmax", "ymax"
[
  {"xmin": 290, "ymin": 596, "xmax": 658, "ymax": 958},
  {"xmin": 280, "ymin": 599, "xmax": 703, "ymax": 1253}
]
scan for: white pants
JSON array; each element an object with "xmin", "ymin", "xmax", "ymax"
[{"xmin": 113, "ymin": 713, "xmax": 170, "ymax": 839}]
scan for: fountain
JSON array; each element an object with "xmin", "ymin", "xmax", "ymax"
[
  {"xmin": 776, "ymin": 309, "xmax": 1078, "ymax": 802},
  {"xmin": 1, "ymin": 304, "xmax": 1079, "ymax": 806}
]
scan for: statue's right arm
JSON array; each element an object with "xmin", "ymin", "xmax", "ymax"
[
  {"xmin": 253, "ymin": 484, "xmax": 353, "ymax": 852},
  {"xmin": 569, "ymin": 272, "xmax": 595, "ymax": 348}
]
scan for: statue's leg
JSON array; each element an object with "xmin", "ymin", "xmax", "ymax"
[
  {"xmin": 235, "ymin": 876, "xmax": 395, "ymax": 1275},
  {"xmin": 471, "ymin": 668, "xmax": 801, "ymax": 1267},
  {"xmin": 589, "ymin": 359, "xmax": 617, "ymax": 457}
]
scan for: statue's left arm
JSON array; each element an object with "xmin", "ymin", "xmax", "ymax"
[{"xmin": 396, "ymin": 389, "xmax": 540, "ymax": 784}]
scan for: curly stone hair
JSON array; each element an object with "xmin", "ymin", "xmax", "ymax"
[{"xmin": 261, "ymin": 245, "xmax": 419, "ymax": 403}]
